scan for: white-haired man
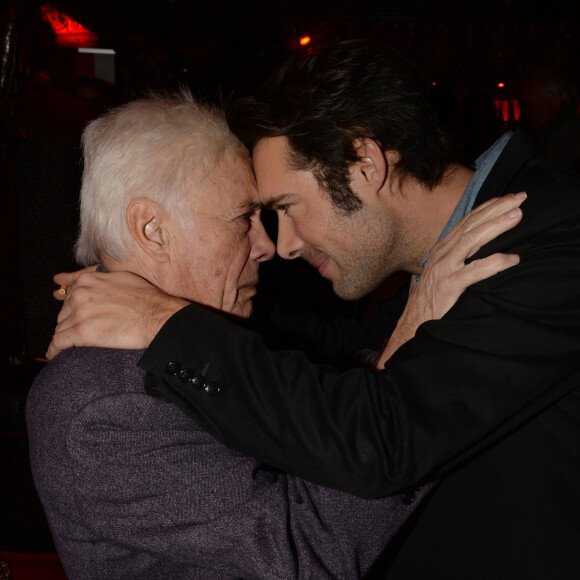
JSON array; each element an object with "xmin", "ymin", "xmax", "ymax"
[{"xmin": 28, "ymin": 90, "xmax": 520, "ymax": 578}]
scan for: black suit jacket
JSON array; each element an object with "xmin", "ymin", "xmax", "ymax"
[{"xmin": 141, "ymin": 131, "xmax": 580, "ymax": 578}]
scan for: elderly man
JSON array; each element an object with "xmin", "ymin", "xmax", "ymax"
[
  {"xmin": 28, "ymin": 91, "xmax": 516, "ymax": 578},
  {"xmin": 29, "ymin": 92, "xmax": 422, "ymax": 579},
  {"xmin": 46, "ymin": 40, "xmax": 580, "ymax": 579}
]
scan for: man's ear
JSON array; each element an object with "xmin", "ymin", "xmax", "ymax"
[
  {"xmin": 352, "ymin": 138, "xmax": 402, "ymax": 202},
  {"xmin": 351, "ymin": 138, "xmax": 389, "ymax": 193},
  {"xmin": 126, "ymin": 198, "xmax": 170, "ymax": 262}
]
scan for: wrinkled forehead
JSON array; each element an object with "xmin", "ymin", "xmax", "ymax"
[{"xmin": 189, "ymin": 149, "xmax": 260, "ymax": 214}]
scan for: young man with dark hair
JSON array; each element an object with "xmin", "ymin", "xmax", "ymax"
[
  {"xmin": 48, "ymin": 41, "xmax": 580, "ymax": 578},
  {"xmin": 228, "ymin": 40, "xmax": 457, "ymax": 214}
]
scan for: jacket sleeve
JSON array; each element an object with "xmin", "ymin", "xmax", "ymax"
[
  {"xmin": 66, "ymin": 392, "xmax": 427, "ymax": 579},
  {"xmin": 246, "ymin": 283, "xmax": 408, "ymax": 367},
  {"xmin": 141, "ymin": 158, "xmax": 580, "ymax": 499},
  {"xmin": 140, "ymin": 190, "xmax": 580, "ymax": 499}
]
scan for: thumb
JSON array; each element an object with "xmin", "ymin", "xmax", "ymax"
[{"xmin": 53, "ymin": 266, "xmax": 99, "ymax": 286}]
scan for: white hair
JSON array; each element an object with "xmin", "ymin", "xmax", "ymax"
[{"xmin": 75, "ymin": 89, "xmax": 248, "ymax": 266}]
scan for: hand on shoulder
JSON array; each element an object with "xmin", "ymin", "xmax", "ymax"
[
  {"xmin": 376, "ymin": 193, "xmax": 525, "ymax": 368},
  {"xmin": 46, "ymin": 269, "xmax": 189, "ymax": 360}
]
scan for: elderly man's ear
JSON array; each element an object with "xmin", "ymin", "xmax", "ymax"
[{"xmin": 126, "ymin": 198, "xmax": 170, "ymax": 262}]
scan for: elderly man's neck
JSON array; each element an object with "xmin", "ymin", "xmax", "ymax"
[{"xmin": 100, "ymin": 255, "xmax": 164, "ymax": 291}]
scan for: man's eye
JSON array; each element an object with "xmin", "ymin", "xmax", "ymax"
[
  {"xmin": 238, "ymin": 213, "xmax": 254, "ymax": 228},
  {"xmin": 277, "ymin": 205, "xmax": 290, "ymax": 216}
]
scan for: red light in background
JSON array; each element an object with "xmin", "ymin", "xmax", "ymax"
[
  {"xmin": 496, "ymin": 100, "xmax": 509, "ymax": 122},
  {"xmin": 41, "ymin": 2, "xmax": 98, "ymax": 48},
  {"xmin": 494, "ymin": 100, "xmax": 521, "ymax": 123},
  {"xmin": 497, "ymin": 82, "xmax": 505, "ymax": 88},
  {"xmin": 299, "ymin": 35, "xmax": 311, "ymax": 46}
]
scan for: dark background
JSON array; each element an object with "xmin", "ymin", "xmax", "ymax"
[
  {"xmin": 44, "ymin": 0, "xmax": 580, "ymax": 101},
  {"xmin": 0, "ymin": 0, "xmax": 578, "ymax": 568}
]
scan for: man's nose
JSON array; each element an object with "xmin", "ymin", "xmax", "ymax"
[
  {"xmin": 250, "ymin": 218, "xmax": 276, "ymax": 263},
  {"xmin": 276, "ymin": 216, "xmax": 303, "ymax": 260}
]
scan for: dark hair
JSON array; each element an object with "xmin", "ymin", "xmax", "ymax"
[{"xmin": 227, "ymin": 39, "xmax": 457, "ymax": 214}]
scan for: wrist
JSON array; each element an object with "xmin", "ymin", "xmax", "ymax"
[{"xmin": 149, "ymin": 297, "xmax": 190, "ymax": 345}]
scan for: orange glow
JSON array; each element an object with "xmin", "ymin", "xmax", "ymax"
[
  {"xmin": 299, "ymin": 35, "xmax": 311, "ymax": 46},
  {"xmin": 497, "ymin": 82, "xmax": 505, "ymax": 88},
  {"xmin": 41, "ymin": 2, "xmax": 98, "ymax": 48}
]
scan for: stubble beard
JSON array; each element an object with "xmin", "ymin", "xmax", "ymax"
[
  {"xmin": 331, "ymin": 252, "xmax": 402, "ymax": 300},
  {"xmin": 308, "ymin": 200, "xmax": 419, "ymax": 301},
  {"xmin": 329, "ymin": 215, "xmax": 406, "ymax": 301}
]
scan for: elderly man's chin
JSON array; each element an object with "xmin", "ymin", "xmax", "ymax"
[
  {"xmin": 230, "ymin": 299, "xmax": 254, "ymax": 319},
  {"xmin": 228, "ymin": 286, "xmax": 259, "ymax": 319}
]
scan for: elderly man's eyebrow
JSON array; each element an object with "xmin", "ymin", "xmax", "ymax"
[
  {"xmin": 235, "ymin": 201, "xmax": 262, "ymax": 212},
  {"xmin": 263, "ymin": 193, "xmax": 295, "ymax": 210}
]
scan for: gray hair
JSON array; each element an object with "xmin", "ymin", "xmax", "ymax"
[{"xmin": 75, "ymin": 90, "xmax": 248, "ymax": 266}]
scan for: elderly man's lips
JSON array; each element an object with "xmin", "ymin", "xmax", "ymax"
[{"xmin": 240, "ymin": 281, "xmax": 259, "ymax": 292}]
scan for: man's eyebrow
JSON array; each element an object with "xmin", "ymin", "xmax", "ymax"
[
  {"xmin": 263, "ymin": 193, "xmax": 295, "ymax": 210},
  {"xmin": 234, "ymin": 201, "xmax": 262, "ymax": 213}
]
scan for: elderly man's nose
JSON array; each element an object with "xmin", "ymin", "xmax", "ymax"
[
  {"xmin": 276, "ymin": 218, "xmax": 303, "ymax": 260},
  {"xmin": 251, "ymin": 219, "xmax": 276, "ymax": 262}
]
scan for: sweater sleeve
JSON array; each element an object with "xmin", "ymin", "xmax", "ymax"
[{"xmin": 63, "ymin": 390, "xmax": 427, "ymax": 579}]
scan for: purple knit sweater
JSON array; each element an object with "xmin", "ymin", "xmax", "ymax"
[{"xmin": 26, "ymin": 347, "xmax": 428, "ymax": 579}]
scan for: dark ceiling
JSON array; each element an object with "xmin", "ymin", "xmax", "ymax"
[{"xmin": 50, "ymin": 0, "xmax": 580, "ymax": 99}]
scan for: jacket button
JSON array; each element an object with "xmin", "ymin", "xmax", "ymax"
[
  {"xmin": 165, "ymin": 361, "xmax": 180, "ymax": 376},
  {"xmin": 204, "ymin": 382, "xmax": 221, "ymax": 398},
  {"xmin": 189, "ymin": 375, "xmax": 206, "ymax": 390},
  {"xmin": 402, "ymin": 485, "xmax": 423, "ymax": 505},
  {"xmin": 178, "ymin": 368, "xmax": 194, "ymax": 383}
]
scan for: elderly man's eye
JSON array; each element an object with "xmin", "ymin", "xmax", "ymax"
[{"xmin": 237, "ymin": 212, "xmax": 254, "ymax": 227}]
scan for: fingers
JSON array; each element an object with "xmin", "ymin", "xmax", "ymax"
[
  {"xmin": 46, "ymin": 322, "xmax": 93, "ymax": 360},
  {"xmin": 460, "ymin": 205, "xmax": 523, "ymax": 261},
  {"xmin": 53, "ymin": 288, "xmax": 68, "ymax": 301},
  {"xmin": 460, "ymin": 192, "xmax": 527, "ymax": 228},
  {"xmin": 45, "ymin": 342, "xmax": 57, "ymax": 361},
  {"xmin": 443, "ymin": 193, "xmax": 526, "ymax": 245},
  {"xmin": 47, "ymin": 270, "xmax": 186, "ymax": 359},
  {"xmin": 53, "ymin": 265, "xmax": 99, "ymax": 286},
  {"xmin": 452, "ymin": 252, "xmax": 520, "ymax": 289},
  {"xmin": 432, "ymin": 193, "xmax": 525, "ymax": 265},
  {"xmin": 46, "ymin": 312, "xmax": 85, "ymax": 359},
  {"xmin": 53, "ymin": 266, "xmax": 100, "ymax": 301},
  {"xmin": 46, "ymin": 328, "xmax": 74, "ymax": 361},
  {"xmin": 409, "ymin": 193, "xmax": 526, "ymax": 327}
]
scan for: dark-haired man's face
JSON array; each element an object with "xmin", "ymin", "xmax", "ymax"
[{"xmin": 253, "ymin": 136, "xmax": 408, "ymax": 300}]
